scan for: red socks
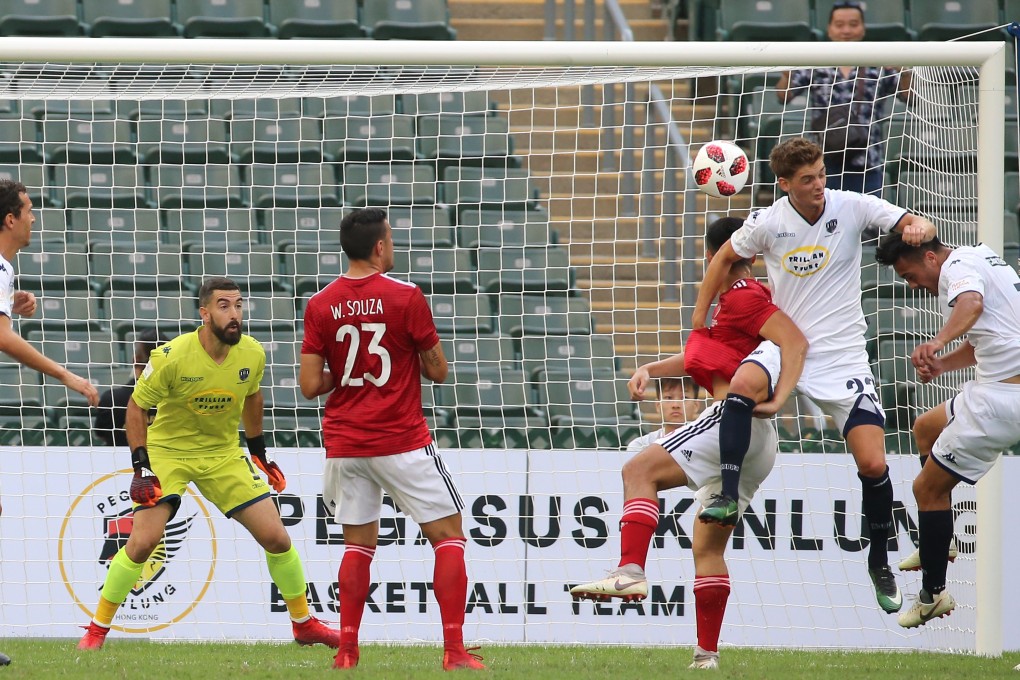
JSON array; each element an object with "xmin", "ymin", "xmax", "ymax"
[
  {"xmin": 693, "ymin": 574, "xmax": 730, "ymax": 653},
  {"xmin": 619, "ymin": 498, "xmax": 659, "ymax": 569},
  {"xmin": 433, "ymin": 537, "xmax": 468, "ymax": 650},
  {"xmin": 337, "ymin": 543, "xmax": 375, "ymax": 649}
]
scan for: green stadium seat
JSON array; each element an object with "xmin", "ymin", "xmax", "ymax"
[
  {"xmin": 417, "ymin": 114, "xmax": 513, "ymax": 172},
  {"xmin": 15, "ymin": 247, "xmax": 89, "ymax": 279},
  {"xmin": 263, "ymin": 365, "xmax": 318, "ymax": 417},
  {"xmin": 263, "ymin": 414, "xmax": 323, "ymax": 447},
  {"xmin": 1005, "ymin": 210, "xmax": 1020, "ymax": 247},
  {"xmin": 0, "ymin": 119, "xmax": 41, "ymax": 163},
  {"xmin": 861, "ymin": 297, "xmax": 938, "ymax": 360},
  {"xmin": 43, "ymin": 362, "xmax": 133, "ymax": 431},
  {"xmin": 17, "ymin": 292, "xmax": 102, "ymax": 336},
  {"xmin": 24, "ymin": 99, "xmax": 117, "ymax": 120},
  {"xmin": 184, "ymin": 249, "xmax": 285, "ymax": 295},
  {"xmin": 0, "ymin": 363, "xmax": 44, "ymax": 409},
  {"xmin": 91, "ymin": 246, "xmax": 186, "ymax": 295},
  {"xmin": 0, "ymin": 0, "xmax": 84, "ymax": 36},
  {"xmin": 245, "ymin": 294, "xmax": 298, "ymax": 336},
  {"xmin": 440, "ymin": 367, "xmax": 543, "ymax": 448},
  {"xmin": 69, "ymin": 207, "xmax": 162, "ymax": 250},
  {"xmin": 261, "ymin": 206, "xmax": 346, "ymax": 249},
  {"xmin": 26, "ymin": 328, "xmax": 116, "ymax": 365},
  {"xmin": 362, "ymin": 0, "xmax": 456, "ymax": 40},
  {"xmin": 269, "ymin": 0, "xmax": 362, "ymax": 39},
  {"xmin": 813, "ymin": 0, "xmax": 913, "ymax": 41},
  {"xmin": 875, "ymin": 338, "xmax": 920, "ymax": 390},
  {"xmin": 388, "ymin": 206, "xmax": 455, "ymax": 248},
  {"xmin": 286, "ymin": 244, "xmax": 344, "ymax": 284},
  {"xmin": 82, "ymin": 0, "xmax": 177, "ymax": 37},
  {"xmin": 33, "ymin": 208, "xmax": 77, "ymax": 245},
  {"xmin": 250, "ymin": 162, "xmax": 341, "ymax": 208},
  {"xmin": 442, "ymin": 166, "xmax": 537, "ymax": 219},
  {"xmin": 440, "ymin": 336, "xmax": 515, "ymax": 374},
  {"xmin": 176, "ymin": 0, "xmax": 271, "ymax": 38},
  {"xmin": 322, "ymin": 114, "xmax": 417, "ymax": 162},
  {"xmin": 539, "ymin": 372, "xmax": 639, "ymax": 449},
  {"xmin": 0, "ymin": 408, "xmax": 46, "ymax": 446},
  {"xmin": 714, "ymin": 0, "xmax": 818, "ymax": 41},
  {"xmin": 230, "ymin": 117, "xmax": 323, "ymax": 164},
  {"xmin": 520, "ymin": 335, "xmax": 617, "ymax": 382},
  {"xmin": 216, "ymin": 97, "xmax": 304, "ymax": 120},
  {"xmin": 105, "ymin": 296, "xmax": 198, "ymax": 343},
  {"xmin": 342, "ymin": 162, "xmax": 438, "ymax": 206},
  {"xmin": 262, "ymin": 333, "xmax": 299, "ymax": 368},
  {"xmin": 912, "ymin": 0, "xmax": 1002, "ymax": 42},
  {"xmin": 458, "ymin": 208, "xmax": 551, "ymax": 248},
  {"xmin": 136, "ymin": 117, "xmax": 231, "ymax": 164},
  {"xmin": 401, "ymin": 91, "xmax": 492, "ymax": 118},
  {"xmin": 476, "ymin": 246, "xmax": 572, "ymax": 294},
  {"xmin": 127, "ymin": 99, "xmax": 209, "ymax": 121},
  {"xmin": 306, "ymin": 94, "xmax": 398, "ymax": 118},
  {"xmin": 165, "ymin": 208, "xmax": 258, "ymax": 251},
  {"xmin": 430, "ymin": 293, "xmax": 494, "ymax": 337},
  {"xmin": 148, "ymin": 164, "xmax": 247, "ymax": 209},
  {"xmin": 0, "ymin": 161, "xmax": 52, "ymax": 208},
  {"xmin": 497, "ymin": 294, "xmax": 592, "ymax": 337},
  {"xmin": 52, "ymin": 164, "xmax": 148, "ymax": 209},
  {"xmin": 391, "ymin": 248, "xmax": 476, "ymax": 294},
  {"xmin": 895, "ymin": 170, "xmax": 977, "ymax": 214},
  {"xmin": 40, "ymin": 118, "xmax": 135, "ymax": 165}
]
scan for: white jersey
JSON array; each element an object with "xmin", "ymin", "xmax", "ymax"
[
  {"xmin": 627, "ymin": 427, "xmax": 667, "ymax": 454},
  {"xmin": 730, "ymin": 189, "xmax": 907, "ymax": 355},
  {"xmin": 0, "ymin": 253, "xmax": 14, "ymax": 318},
  {"xmin": 939, "ymin": 244, "xmax": 1020, "ymax": 383}
]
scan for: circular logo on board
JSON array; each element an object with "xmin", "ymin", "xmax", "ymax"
[{"xmin": 58, "ymin": 470, "xmax": 217, "ymax": 633}]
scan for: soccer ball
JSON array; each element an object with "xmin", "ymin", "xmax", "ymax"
[{"xmin": 692, "ymin": 140, "xmax": 750, "ymax": 198}]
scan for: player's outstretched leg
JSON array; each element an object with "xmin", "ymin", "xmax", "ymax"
[
  {"xmin": 570, "ymin": 496, "xmax": 657, "ymax": 602},
  {"xmin": 859, "ymin": 464, "xmax": 901, "ymax": 614},
  {"xmin": 898, "ymin": 589, "xmax": 956, "ymax": 628},
  {"xmin": 700, "ymin": 392, "xmax": 756, "ymax": 527}
]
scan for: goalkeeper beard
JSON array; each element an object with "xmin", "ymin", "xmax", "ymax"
[{"xmin": 210, "ymin": 317, "xmax": 242, "ymax": 346}]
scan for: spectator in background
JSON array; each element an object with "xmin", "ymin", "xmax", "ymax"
[
  {"xmin": 776, "ymin": 1, "xmax": 910, "ymax": 196},
  {"xmin": 93, "ymin": 328, "xmax": 167, "ymax": 447},
  {"xmin": 627, "ymin": 377, "xmax": 705, "ymax": 453}
]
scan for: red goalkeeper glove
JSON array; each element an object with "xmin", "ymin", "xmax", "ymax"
[
  {"xmin": 248, "ymin": 434, "xmax": 286, "ymax": 493},
  {"xmin": 130, "ymin": 446, "xmax": 163, "ymax": 507}
]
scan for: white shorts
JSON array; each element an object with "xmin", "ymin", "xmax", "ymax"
[
  {"xmin": 795, "ymin": 349, "xmax": 883, "ymax": 436},
  {"xmin": 740, "ymin": 339, "xmax": 782, "ymax": 398},
  {"xmin": 931, "ymin": 380, "xmax": 1020, "ymax": 484},
  {"xmin": 322, "ymin": 443, "xmax": 465, "ymax": 526},
  {"xmin": 656, "ymin": 400, "xmax": 779, "ymax": 513}
]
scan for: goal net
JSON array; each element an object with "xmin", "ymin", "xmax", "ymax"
[{"xmin": 0, "ymin": 38, "xmax": 1011, "ymax": 654}]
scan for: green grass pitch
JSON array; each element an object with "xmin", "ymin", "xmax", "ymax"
[{"xmin": 1, "ymin": 640, "xmax": 1020, "ymax": 679}]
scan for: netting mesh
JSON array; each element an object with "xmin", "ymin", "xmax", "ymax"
[{"xmin": 0, "ymin": 48, "xmax": 1011, "ymax": 651}]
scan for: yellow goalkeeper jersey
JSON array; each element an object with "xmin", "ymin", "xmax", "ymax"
[{"xmin": 132, "ymin": 329, "xmax": 265, "ymax": 457}]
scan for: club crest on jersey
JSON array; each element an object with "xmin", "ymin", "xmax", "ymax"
[
  {"xmin": 238, "ymin": 368, "xmax": 250, "ymax": 382},
  {"xmin": 782, "ymin": 245, "xmax": 830, "ymax": 277},
  {"xmin": 825, "ymin": 219, "xmax": 838, "ymax": 234}
]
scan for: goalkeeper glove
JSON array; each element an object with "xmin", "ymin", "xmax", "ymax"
[
  {"xmin": 130, "ymin": 446, "xmax": 163, "ymax": 507},
  {"xmin": 248, "ymin": 434, "xmax": 286, "ymax": 493}
]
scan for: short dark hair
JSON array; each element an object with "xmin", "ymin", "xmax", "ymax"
[
  {"xmin": 829, "ymin": 1, "xmax": 865, "ymax": 25},
  {"xmin": 340, "ymin": 208, "xmax": 388, "ymax": 261},
  {"xmin": 0, "ymin": 179, "xmax": 28, "ymax": 225},
  {"xmin": 198, "ymin": 277, "xmax": 241, "ymax": 307},
  {"xmin": 134, "ymin": 328, "xmax": 168, "ymax": 364},
  {"xmin": 874, "ymin": 230, "xmax": 945, "ymax": 267},
  {"xmin": 770, "ymin": 137, "xmax": 823, "ymax": 181},
  {"xmin": 658, "ymin": 376, "xmax": 697, "ymax": 397},
  {"xmin": 705, "ymin": 216, "xmax": 745, "ymax": 254}
]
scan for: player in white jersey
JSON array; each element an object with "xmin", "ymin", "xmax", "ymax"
[
  {"xmin": 691, "ymin": 138, "xmax": 938, "ymax": 614},
  {"xmin": 875, "ymin": 232, "xmax": 1020, "ymax": 628},
  {"xmin": 626, "ymin": 377, "xmax": 705, "ymax": 453},
  {"xmin": 0, "ymin": 179, "xmax": 98, "ymax": 668}
]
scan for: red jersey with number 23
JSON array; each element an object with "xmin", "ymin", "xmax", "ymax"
[
  {"xmin": 684, "ymin": 277, "xmax": 779, "ymax": 393},
  {"xmin": 301, "ymin": 273, "xmax": 440, "ymax": 458}
]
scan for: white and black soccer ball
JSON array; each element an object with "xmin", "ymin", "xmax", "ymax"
[{"xmin": 692, "ymin": 140, "xmax": 750, "ymax": 198}]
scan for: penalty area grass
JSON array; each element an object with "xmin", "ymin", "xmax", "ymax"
[{"xmin": 0, "ymin": 640, "xmax": 1018, "ymax": 679}]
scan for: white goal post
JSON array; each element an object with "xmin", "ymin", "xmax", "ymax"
[{"xmin": 0, "ymin": 37, "xmax": 1011, "ymax": 655}]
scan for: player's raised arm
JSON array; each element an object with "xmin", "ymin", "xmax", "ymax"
[
  {"xmin": 628, "ymin": 352, "xmax": 687, "ymax": 401},
  {"xmin": 692, "ymin": 240, "xmax": 743, "ymax": 329},
  {"xmin": 892, "ymin": 213, "xmax": 937, "ymax": 246},
  {"xmin": 0, "ymin": 313, "xmax": 99, "ymax": 405}
]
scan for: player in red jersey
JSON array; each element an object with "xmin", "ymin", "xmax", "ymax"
[
  {"xmin": 299, "ymin": 207, "xmax": 483, "ymax": 672},
  {"xmin": 570, "ymin": 216, "xmax": 806, "ymax": 670}
]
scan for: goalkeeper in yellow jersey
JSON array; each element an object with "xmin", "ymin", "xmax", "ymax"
[{"xmin": 78, "ymin": 277, "xmax": 339, "ymax": 650}]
